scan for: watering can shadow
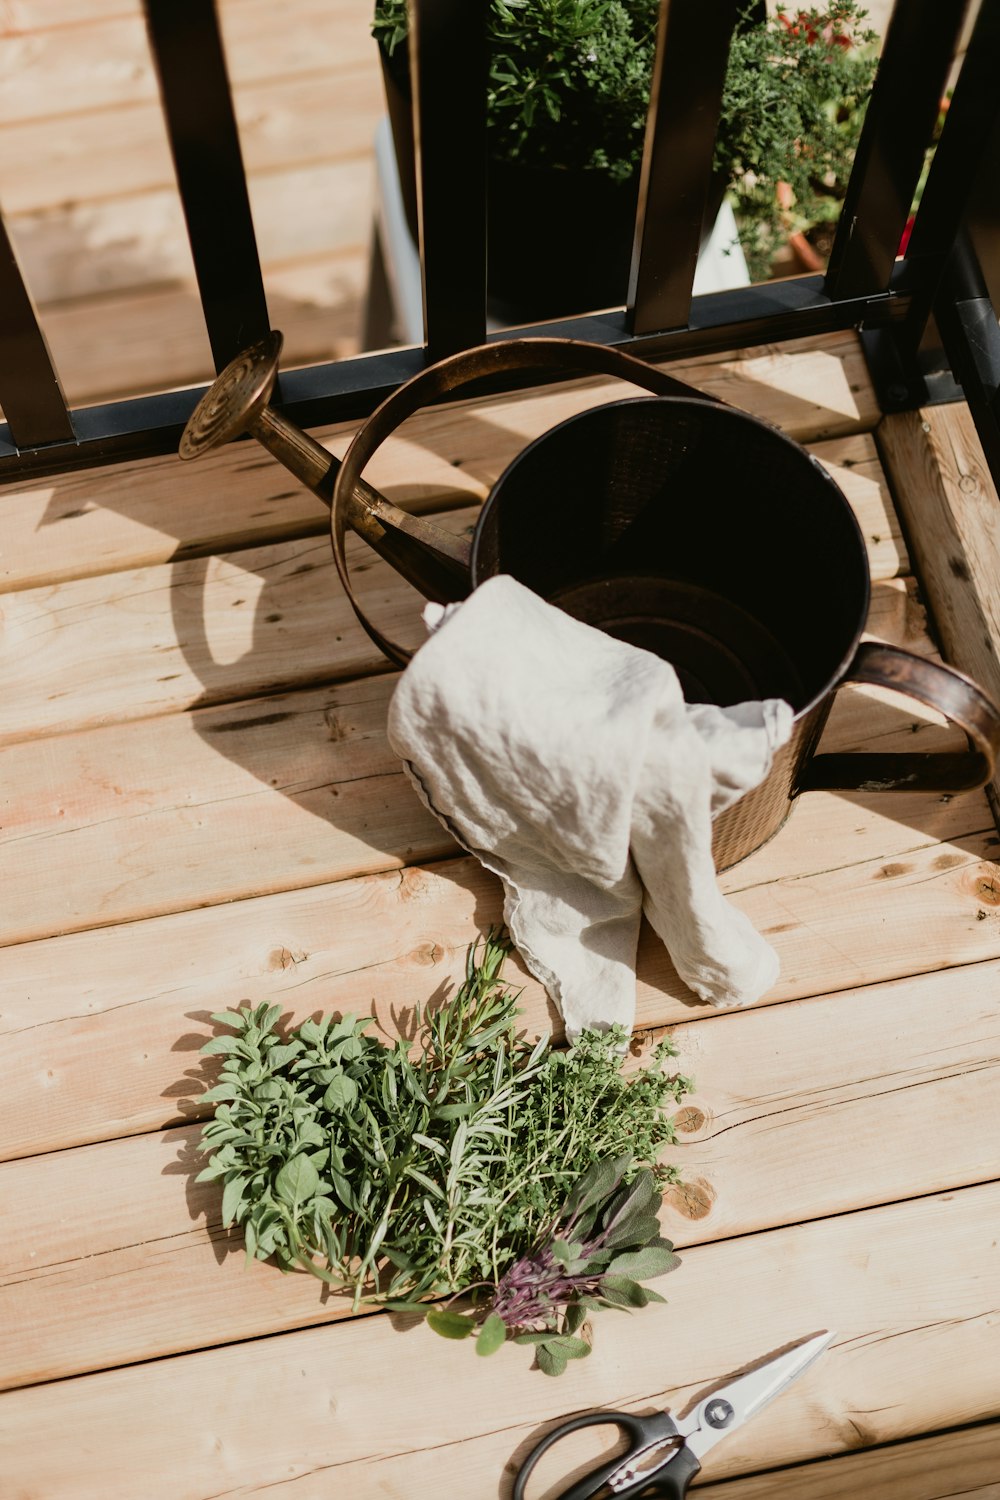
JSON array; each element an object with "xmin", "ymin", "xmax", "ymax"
[{"xmin": 179, "ymin": 330, "xmax": 1000, "ymax": 871}]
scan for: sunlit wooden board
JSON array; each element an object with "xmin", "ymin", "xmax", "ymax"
[
  {"xmin": 4, "ymin": 952, "xmax": 1000, "ymax": 1389},
  {"xmin": 701, "ymin": 1420, "xmax": 1000, "ymax": 1499},
  {"xmin": 0, "ymin": 574, "xmax": 969, "ymax": 940},
  {"xmin": 34, "ymin": 252, "xmax": 367, "ymax": 410},
  {"xmin": 0, "ymin": 501, "xmax": 917, "ymax": 746},
  {"xmin": 2, "ymin": 1181, "xmax": 999, "ymax": 1497},
  {"xmin": 3, "ymin": 803, "xmax": 998, "ymax": 1159},
  {"xmin": 880, "ymin": 404, "xmax": 1000, "ymax": 820},
  {"xmin": 0, "ymin": 69, "xmax": 383, "ymax": 216},
  {"xmin": 0, "ymin": 334, "xmax": 892, "ymax": 594},
  {"xmin": 0, "ymin": 0, "xmax": 377, "ymax": 124},
  {"xmin": 6, "ymin": 155, "xmax": 375, "ymax": 305}
]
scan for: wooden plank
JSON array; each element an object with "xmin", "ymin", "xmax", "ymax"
[
  {"xmin": 0, "ymin": 548, "xmax": 925, "ymax": 747},
  {"xmin": 0, "ymin": 334, "xmax": 889, "ymax": 594},
  {"xmin": 2, "ymin": 1181, "xmax": 999, "ymax": 1495},
  {"xmin": 4, "ymin": 953, "xmax": 1000, "ymax": 1389},
  {"xmin": 0, "ymin": 69, "xmax": 384, "ymax": 216},
  {"xmin": 1, "ymin": 1, "xmax": 138, "ymax": 28},
  {"xmin": 879, "ymin": 404, "xmax": 1000, "ymax": 821},
  {"xmin": 0, "ymin": 461, "xmax": 909, "ymax": 743},
  {"xmin": 0, "ymin": 0, "xmax": 378, "ymax": 125},
  {"xmin": 0, "ymin": 523, "xmax": 436, "ymax": 745},
  {"xmin": 0, "ymin": 575, "xmax": 971, "ymax": 942},
  {"xmin": 0, "ymin": 674, "xmax": 451, "ymax": 945},
  {"xmin": 4, "ymin": 802, "xmax": 1000, "ymax": 1158},
  {"xmin": 6, "ymin": 155, "xmax": 373, "ymax": 305},
  {"xmin": 36, "ymin": 251, "xmax": 367, "ymax": 410},
  {"xmin": 701, "ymin": 1421, "xmax": 1000, "ymax": 1499}
]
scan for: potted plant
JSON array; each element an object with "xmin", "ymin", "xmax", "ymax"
[
  {"xmin": 721, "ymin": 6, "xmax": 880, "ymax": 278},
  {"xmin": 371, "ymin": 1, "xmax": 879, "ymax": 316}
]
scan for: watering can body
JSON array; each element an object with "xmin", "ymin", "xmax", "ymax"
[{"xmin": 179, "ymin": 333, "xmax": 1000, "ymax": 869}]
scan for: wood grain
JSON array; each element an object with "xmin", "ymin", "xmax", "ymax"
[
  {"xmin": 4, "ymin": 4, "xmax": 991, "ymax": 1495},
  {"xmin": 36, "ymin": 251, "xmax": 368, "ymax": 409},
  {"xmin": 4, "ymin": 953, "xmax": 1000, "ymax": 1389},
  {"xmin": 3, "ymin": 803, "xmax": 999, "ymax": 1158},
  {"xmin": 879, "ymin": 405, "xmax": 1000, "ymax": 821},
  {"xmin": 0, "ymin": 0, "xmax": 377, "ymax": 124},
  {"xmin": 7, "ymin": 155, "xmax": 374, "ymax": 305},
  {"xmin": 2, "ymin": 1181, "xmax": 999, "ymax": 1496},
  {"xmin": 698, "ymin": 1421, "xmax": 1000, "ymax": 1499},
  {"xmin": 0, "ymin": 575, "xmax": 973, "ymax": 944},
  {"xmin": 0, "ymin": 484, "xmax": 914, "ymax": 746},
  {"xmin": 0, "ymin": 68, "xmax": 383, "ymax": 216}
]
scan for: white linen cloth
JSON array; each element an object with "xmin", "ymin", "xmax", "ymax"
[{"xmin": 387, "ymin": 575, "xmax": 793, "ymax": 1036}]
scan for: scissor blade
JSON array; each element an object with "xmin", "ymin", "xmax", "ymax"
[{"xmin": 683, "ymin": 1331, "xmax": 835, "ymax": 1461}]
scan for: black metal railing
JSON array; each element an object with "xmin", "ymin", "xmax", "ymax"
[{"xmin": 1, "ymin": 0, "xmax": 999, "ymax": 486}]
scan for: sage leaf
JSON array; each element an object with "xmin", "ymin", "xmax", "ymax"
[
  {"xmin": 426, "ymin": 1309, "xmax": 476, "ymax": 1340},
  {"xmin": 535, "ymin": 1343, "xmax": 568, "ymax": 1377},
  {"xmin": 561, "ymin": 1153, "xmax": 631, "ymax": 1223},
  {"xmin": 546, "ymin": 1335, "xmax": 591, "ymax": 1360},
  {"xmin": 599, "ymin": 1275, "xmax": 654, "ymax": 1308},
  {"xmin": 606, "ymin": 1245, "xmax": 681, "ymax": 1281},
  {"xmin": 323, "ymin": 1074, "xmax": 358, "ymax": 1111},
  {"xmin": 221, "ymin": 1174, "xmax": 247, "ymax": 1228},
  {"xmin": 199, "ymin": 1083, "xmax": 238, "ymax": 1103},
  {"xmin": 476, "ymin": 1313, "xmax": 507, "ymax": 1357},
  {"xmin": 267, "ymin": 1042, "xmax": 302, "ymax": 1069},
  {"xmin": 201, "ymin": 1035, "xmax": 240, "ymax": 1056},
  {"xmin": 602, "ymin": 1213, "xmax": 663, "ymax": 1253},
  {"xmin": 564, "ymin": 1302, "xmax": 588, "ymax": 1336},
  {"xmin": 274, "ymin": 1153, "xmax": 319, "ymax": 1209}
]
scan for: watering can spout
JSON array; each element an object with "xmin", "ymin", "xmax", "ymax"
[{"xmin": 178, "ymin": 331, "xmax": 473, "ymax": 605}]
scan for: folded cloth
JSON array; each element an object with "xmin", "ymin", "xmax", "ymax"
[{"xmin": 387, "ymin": 575, "xmax": 793, "ymax": 1036}]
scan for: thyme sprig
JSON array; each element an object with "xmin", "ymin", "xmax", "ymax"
[{"xmin": 196, "ymin": 939, "xmax": 689, "ymax": 1371}]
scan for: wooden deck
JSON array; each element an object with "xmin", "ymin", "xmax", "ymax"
[
  {"xmin": 4, "ymin": 325, "xmax": 1000, "ymax": 1496},
  {"xmin": 5, "ymin": 3, "xmax": 1000, "ymax": 1496},
  {"xmin": 0, "ymin": 0, "xmax": 383, "ymax": 408}
]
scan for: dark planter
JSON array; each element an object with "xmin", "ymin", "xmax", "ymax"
[{"xmin": 379, "ymin": 47, "xmax": 728, "ymax": 325}]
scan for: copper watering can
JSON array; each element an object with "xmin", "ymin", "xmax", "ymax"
[{"xmin": 179, "ymin": 332, "xmax": 1000, "ymax": 869}]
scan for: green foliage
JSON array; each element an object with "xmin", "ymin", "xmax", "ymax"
[
  {"xmin": 719, "ymin": 6, "xmax": 879, "ymax": 277},
  {"xmin": 371, "ymin": 0, "xmax": 879, "ymax": 277},
  {"xmin": 197, "ymin": 937, "xmax": 689, "ymax": 1370},
  {"xmin": 374, "ymin": 0, "xmax": 660, "ymax": 182}
]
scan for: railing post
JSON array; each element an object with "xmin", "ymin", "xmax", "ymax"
[
  {"xmin": 901, "ymin": 0, "xmax": 1000, "ymax": 350},
  {"xmin": 0, "ymin": 209, "xmax": 74, "ymax": 451},
  {"xmin": 628, "ymin": 0, "xmax": 739, "ymax": 336},
  {"xmin": 410, "ymin": 0, "xmax": 488, "ymax": 361},
  {"xmin": 824, "ymin": 0, "xmax": 971, "ymax": 303},
  {"xmin": 143, "ymin": 0, "xmax": 271, "ymax": 374}
]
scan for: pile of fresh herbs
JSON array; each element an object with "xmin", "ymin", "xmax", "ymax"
[{"xmin": 197, "ymin": 938, "xmax": 689, "ymax": 1374}]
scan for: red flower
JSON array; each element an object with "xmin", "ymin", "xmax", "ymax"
[
  {"xmin": 777, "ymin": 10, "xmax": 853, "ymax": 49},
  {"xmin": 898, "ymin": 214, "xmax": 915, "ymax": 257}
]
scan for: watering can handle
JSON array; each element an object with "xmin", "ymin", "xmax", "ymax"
[
  {"xmin": 799, "ymin": 641, "xmax": 1000, "ymax": 794},
  {"xmin": 330, "ymin": 336, "xmax": 716, "ymax": 668}
]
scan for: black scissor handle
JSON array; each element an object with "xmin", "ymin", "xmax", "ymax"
[{"xmin": 513, "ymin": 1409, "xmax": 700, "ymax": 1500}]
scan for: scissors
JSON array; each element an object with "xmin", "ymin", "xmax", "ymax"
[{"xmin": 513, "ymin": 1330, "xmax": 834, "ymax": 1499}]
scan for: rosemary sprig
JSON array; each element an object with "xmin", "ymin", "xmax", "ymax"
[{"xmin": 196, "ymin": 938, "xmax": 689, "ymax": 1370}]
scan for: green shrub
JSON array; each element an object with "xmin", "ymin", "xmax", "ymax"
[{"xmin": 372, "ymin": 1, "xmax": 879, "ymax": 278}]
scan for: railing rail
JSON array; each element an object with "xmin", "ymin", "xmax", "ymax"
[{"xmin": 1, "ymin": 0, "xmax": 999, "ymax": 487}]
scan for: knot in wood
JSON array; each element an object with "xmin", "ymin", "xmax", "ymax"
[
  {"xmin": 666, "ymin": 1177, "xmax": 715, "ymax": 1220},
  {"xmin": 969, "ymin": 870, "xmax": 1000, "ymax": 906}
]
